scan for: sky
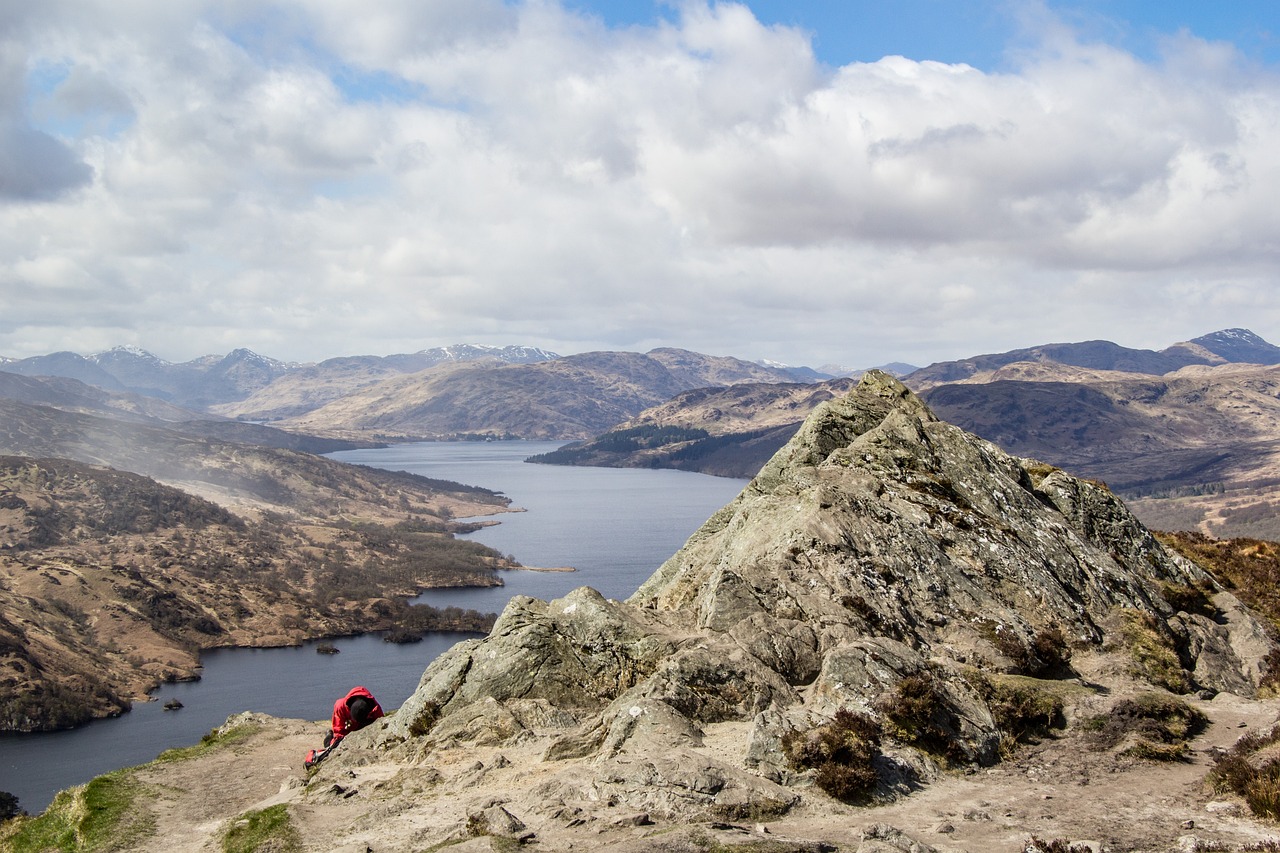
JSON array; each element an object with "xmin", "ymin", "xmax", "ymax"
[{"xmin": 3, "ymin": 1, "xmax": 1280, "ymax": 371}]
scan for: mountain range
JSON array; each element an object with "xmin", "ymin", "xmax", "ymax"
[
  {"xmin": 0, "ymin": 343, "xmax": 562, "ymax": 412},
  {"xmin": 905, "ymin": 328, "xmax": 1280, "ymax": 387},
  {"xmin": 1, "ymin": 344, "xmax": 824, "ymax": 435},
  {"xmin": 4, "ymin": 329, "xmax": 1280, "ymax": 538},
  {"xmin": 531, "ymin": 330, "xmax": 1280, "ymax": 539}
]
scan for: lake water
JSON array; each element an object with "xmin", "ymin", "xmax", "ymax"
[
  {"xmin": 0, "ymin": 633, "xmax": 472, "ymax": 817},
  {"xmin": 0, "ymin": 441, "xmax": 747, "ymax": 814},
  {"xmin": 329, "ymin": 440, "xmax": 747, "ymax": 610}
]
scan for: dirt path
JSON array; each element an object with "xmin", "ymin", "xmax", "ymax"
[
  {"xmin": 126, "ymin": 714, "xmax": 321, "ymax": 853},
  {"xmin": 112, "ymin": 693, "xmax": 1280, "ymax": 853}
]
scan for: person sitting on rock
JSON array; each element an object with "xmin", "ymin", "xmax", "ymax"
[{"xmin": 305, "ymin": 685, "xmax": 384, "ymax": 768}]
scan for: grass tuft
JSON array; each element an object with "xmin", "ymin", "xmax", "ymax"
[
  {"xmin": 964, "ymin": 671, "xmax": 1067, "ymax": 757},
  {"xmin": 153, "ymin": 723, "xmax": 258, "ymax": 764},
  {"xmin": 1115, "ymin": 608, "xmax": 1193, "ymax": 693},
  {"xmin": 221, "ymin": 803, "xmax": 301, "ymax": 853}
]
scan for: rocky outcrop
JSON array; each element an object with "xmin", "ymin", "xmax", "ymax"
[{"xmin": 384, "ymin": 372, "xmax": 1275, "ymax": 817}]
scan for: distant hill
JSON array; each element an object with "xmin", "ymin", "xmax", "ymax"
[
  {"xmin": 922, "ymin": 365, "xmax": 1280, "ymax": 491},
  {"xmin": 259, "ymin": 348, "xmax": 812, "ymax": 440},
  {"xmin": 0, "ymin": 372, "xmax": 519, "ymax": 520},
  {"xmin": 0, "ymin": 347, "xmax": 301, "ymax": 409},
  {"xmin": 0, "ymin": 374, "xmax": 520, "ymax": 731},
  {"xmin": 211, "ymin": 345, "xmax": 561, "ymax": 421},
  {"xmin": 0, "ymin": 453, "xmax": 510, "ymax": 732},
  {"xmin": 0, "ymin": 370, "xmax": 195, "ymax": 421},
  {"xmin": 4, "ymin": 344, "xmax": 835, "ymax": 439},
  {"xmin": 530, "ymin": 379, "xmax": 854, "ymax": 476},
  {"xmin": 0, "ymin": 371, "xmax": 362, "ymax": 455},
  {"xmin": 1, "ymin": 351, "xmax": 127, "ymax": 391},
  {"xmin": 534, "ymin": 330, "xmax": 1280, "ymax": 539},
  {"xmin": 1169, "ymin": 328, "xmax": 1280, "ymax": 364},
  {"xmin": 1, "ymin": 344, "xmax": 563, "ymax": 414},
  {"xmin": 904, "ymin": 328, "xmax": 1280, "ymax": 388}
]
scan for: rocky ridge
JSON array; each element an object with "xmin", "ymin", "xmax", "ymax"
[{"xmin": 352, "ymin": 373, "xmax": 1275, "ymax": 832}]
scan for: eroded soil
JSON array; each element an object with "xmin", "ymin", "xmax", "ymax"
[{"xmin": 79, "ymin": 687, "xmax": 1280, "ymax": 853}]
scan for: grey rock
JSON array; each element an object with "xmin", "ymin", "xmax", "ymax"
[
  {"xmin": 382, "ymin": 372, "xmax": 1277, "ymax": 817},
  {"xmin": 584, "ymin": 750, "xmax": 798, "ymax": 820},
  {"xmin": 468, "ymin": 805, "xmax": 526, "ymax": 837},
  {"xmin": 1205, "ymin": 800, "xmax": 1242, "ymax": 815},
  {"xmin": 858, "ymin": 823, "xmax": 937, "ymax": 853}
]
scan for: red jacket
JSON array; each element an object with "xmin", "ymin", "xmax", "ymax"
[{"xmin": 330, "ymin": 686, "xmax": 384, "ymax": 743}]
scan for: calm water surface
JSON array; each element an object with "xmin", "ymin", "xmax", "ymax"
[
  {"xmin": 329, "ymin": 440, "xmax": 748, "ymax": 610},
  {"xmin": 0, "ymin": 633, "xmax": 473, "ymax": 816},
  {"xmin": 1, "ymin": 441, "xmax": 747, "ymax": 813}
]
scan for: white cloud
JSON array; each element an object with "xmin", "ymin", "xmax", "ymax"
[{"xmin": 0, "ymin": 0, "xmax": 1278, "ymax": 368}]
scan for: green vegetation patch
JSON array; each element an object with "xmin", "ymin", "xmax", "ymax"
[
  {"xmin": 1, "ymin": 772, "xmax": 155, "ymax": 852},
  {"xmin": 965, "ymin": 671, "xmax": 1070, "ymax": 757},
  {"xmin": 1115, "ymin": 608, "xmax": 1193, "ymax": 693},
  {"xmin": 1084, "ymin": 692, "xmax": 1208, "ymax": 761},
  {"xmin": 221, "ymin": 803, "xmax": 301, "ymax": 853},
  {"xmin": 153, "ymin": 722, "xmax": 259, "ymax": 764},
  {"xmin": 781, "ymin": 709, "xmax": 882, "ymax": 804},
  {"xmin": 532, "ymin": 425, "xmax": 712, "ymax": 460}
]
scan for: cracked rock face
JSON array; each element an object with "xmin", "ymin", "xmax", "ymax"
[{"xmin": 386, "ymin": 371, "xmax": 1274, "ymax": 816}]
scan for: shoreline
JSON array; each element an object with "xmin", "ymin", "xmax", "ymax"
[{"xmin": 507, "ymin": 565, "xmax": 576, "ymax": 573}]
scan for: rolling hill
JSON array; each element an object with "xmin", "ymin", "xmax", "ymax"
[
  {"xmin": 534, "ymin": 331, "xmax": 1280, "ymax": 539},
  {"xmin": 251, "ymin": 348, "xmax": 812, "ymax": 440}
]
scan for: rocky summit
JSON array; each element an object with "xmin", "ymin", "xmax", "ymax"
[
  {"xmin": 13, "ymin": 372, "xmax": 1280, "ymax": 852},
  {"xmin": 370, "ymin": 374, "xmax": 1273, "ymax": 824}
]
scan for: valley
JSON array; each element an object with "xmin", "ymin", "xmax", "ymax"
[
  {"xmin": 0, "ymin": 454, "xmax": 509, "ymax": 732},
  {"xmin": 9, "ymin": 370, "xmax": 1280, "ymax": 851},
  {"xmin": 5, "ymin": 329, "xmax": 1280, "ymax": 847}
]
